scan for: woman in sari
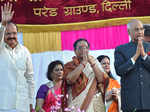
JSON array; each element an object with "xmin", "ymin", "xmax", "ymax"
[
  {"xmin": 97, "ymin": 55, "xmax": 121, "ymax": 112},
  {"xmin": 35, "ymin": 60, "xmax": 67, "ymax": 112},
  {"xmin": 64, "ymin": 38, "xmax": 106, "ymax": 112}
]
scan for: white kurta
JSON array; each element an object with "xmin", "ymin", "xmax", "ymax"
[
  {"xmin": 0, "ymin": 109, "xmax": 18, "ymax": 112},
  {"xmin": 0, "ymin": 25, "xmax": 35, "ymax": 112}
]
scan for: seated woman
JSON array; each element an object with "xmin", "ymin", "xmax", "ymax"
[
  {"xmin": 35, "ymin": 60, "xmax": 67, "ymax": 112},
  {"xmin": 97, "ymin": 55, "xmax": 121, "ymax": 112}
]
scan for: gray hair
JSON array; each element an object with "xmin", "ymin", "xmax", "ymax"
[{"xmin": 127, "ymin": 19, "xmax": 142, "ymax": 30}]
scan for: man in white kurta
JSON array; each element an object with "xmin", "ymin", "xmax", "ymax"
[{"xmin": 0, "ymin": 3, "xmax": 35, "ymax": 112}]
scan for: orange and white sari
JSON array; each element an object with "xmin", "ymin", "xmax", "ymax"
[{"xmin": 64, "ymin": 56, "xmax": 105, "ymax": 112}]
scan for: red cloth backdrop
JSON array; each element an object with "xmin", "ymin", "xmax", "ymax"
[{"xmin": 0, "ymin": 0, "xmax": 150, "ymax": 24}]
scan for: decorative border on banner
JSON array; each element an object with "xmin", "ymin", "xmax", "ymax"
[{"xmin": 18, "ymin": 16, "xmax": 150, "ymax": 32}]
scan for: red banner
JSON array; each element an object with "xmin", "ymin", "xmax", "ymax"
[{"xmin": 0, "ymin": 0, "xmax": 150, "ymax": 24}]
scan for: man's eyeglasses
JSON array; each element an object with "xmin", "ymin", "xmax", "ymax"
[{"xmin": 134, "ymin": 28, "xmax": 145, "ymax": 32}]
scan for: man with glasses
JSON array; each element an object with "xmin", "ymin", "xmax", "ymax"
[
  {"xmin": 114, "ymin": 19, "xmax": 150, "ymax": 112},
  {"xmin": 0, "ymin": 3, "xmax": 35, "ymax": 112}
]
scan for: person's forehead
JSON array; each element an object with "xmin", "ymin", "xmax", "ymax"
[
  {"xmin": 102, "ymin": 57, "xmax": 110, "ymax": 62},
  {"xmin": 77, "ymin": 41, "xmax": 88, "ymax": 46},
  {"xmin": 131, "ymin": 21, "xmax": 143, "ymax": 28},
  {"xmin": 53, "ymin": 65, "xmax": 63, "ymax": 71},
  {"xmin": 6, "ymin": 24, "xmax": 17, "ymax": 30},
  {"xmin": 54, "ymin": 64, "xmax": 62, "ymax": 68}
]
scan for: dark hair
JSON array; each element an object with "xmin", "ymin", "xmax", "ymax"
[
  {"xmin": 97, "ymin": 55, "xmax": 110, "ymax": 63},
  {"xmin": 7, "ymin": 21, "xmax": 18, "ymax": 31},
  {"xmin": 144, "ymin": 25, "xmax": 150, "ymax": 37},
  {"xmin": 73, "ymin": 38, "xmax": 90, "ymax": 50},
  {"xmin": 47, "ymin": 60, "xmax": 64, "ymax": 81},
  {"xmin": 97, "ymin": 55, "xmax": 115, "ymax": 79}
]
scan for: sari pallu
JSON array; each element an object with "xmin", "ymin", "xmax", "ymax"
[
  {"xmin": 42, "ymin": 87, "xmax": 62, "ymax": 112},
  {"xmin": 105, "ymin": 78, "xmax": 121, "ymax": 112},
  {"xmin": 64, "ymin": 56, "xmax": 105, "ymax": 112}
]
